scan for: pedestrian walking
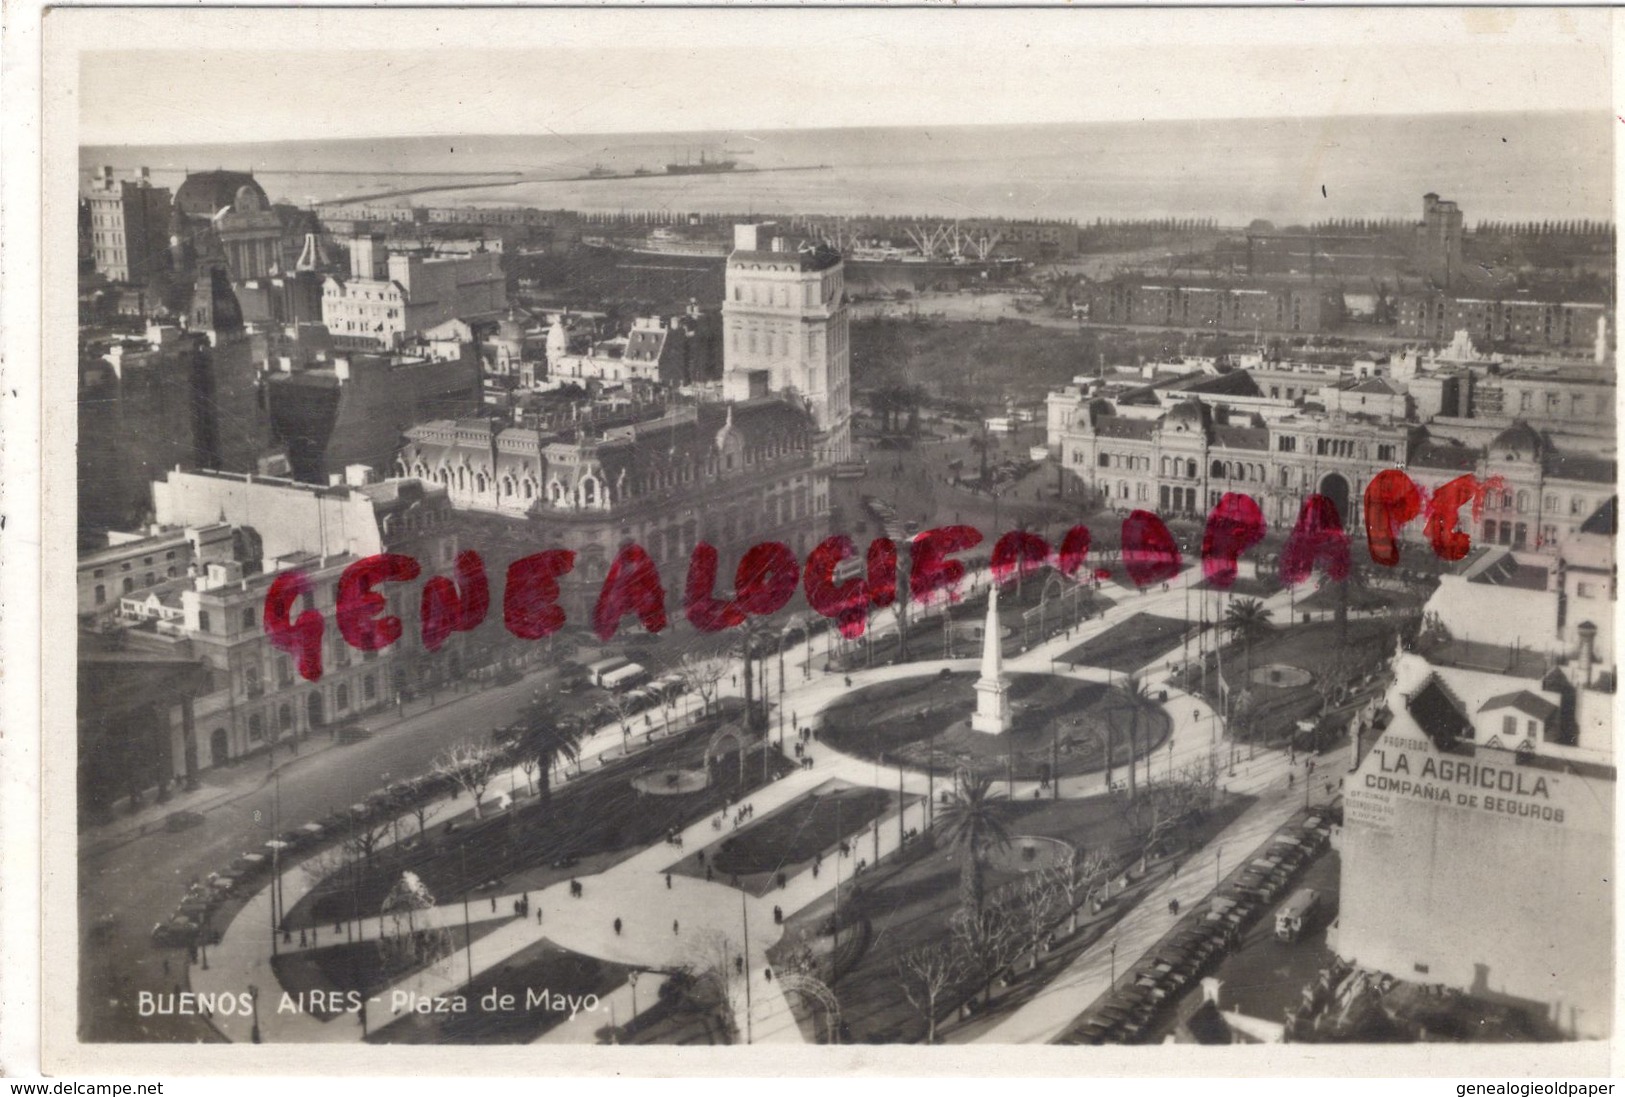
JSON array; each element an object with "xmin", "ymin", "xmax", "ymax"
[
  {"xmin": 537, "ymin": 908, "xmax": 544, "ymax": 925},
  {"xmin": 673, "ymin": 919, "xmax": 680, "ymax": 936},
  {"xmin": 764, "ymin": 968, "xmax": 773, "ymax": 983},
  {"xmin": 706, "ymin": 866, "xmax": 714, "ymax": 882},
  {"xmin": 735, "ymin": 956, "xmax": 744, "ymax": 975},
  {"xmin": 666, "ymin": 873, "xmax": 672, "ymax": 889},
  {"xmin": 491, "ymin": 896, "xmax": 497, "ymax": 913},
  {"xmin": 773, "ymin": 905, "xmax": 783, "ymax": 925},
  {"xmin": 613, "ymin": 918, "xmax": 622, "ymax": 936}
]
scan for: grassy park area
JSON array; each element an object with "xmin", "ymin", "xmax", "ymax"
[
  {"xmin": 286, "ymin": 712, "xmax": 793, "ymax": 931},
  {"xmin": 1058, "ymin": 613, "xmax": 1190, "ymax": 674},
  {"xmin": 819, "ymin": 672, "xmax": 1171, "ymax": 783}
]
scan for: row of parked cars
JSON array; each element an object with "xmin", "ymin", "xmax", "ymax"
[
  {"xmin": 1064, "ymin": 809, "xmax": 1337, "ymax": 1045},
  {"xmin": 149, "ymin": 769, "xmax": 483, "ymax": 949},
  {"xmin": 150, "ymin": 819, "xmax": 328, "ymax": 948}
]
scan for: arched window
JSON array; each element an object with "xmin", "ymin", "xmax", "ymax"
[
  {"xmin": 457, "ymin": 467, "xmax": 467, "ymax": 491},
  {"xmin": 582, "ymin": 479, "xmax": 597, "ymax": 505},
  {"xmin": 476, "ymin": 473, "xmax": 489, "ymax": 494},
  {"xmin": 336, "ymin": 684, "xmax": 350, "ymax": 711},
  {"xmin": 1210, "ymin": 460, "xmax": 1223, "ymax": 478},
  {"xmin": 94, "ymin": 584, "xmax": 106, "ymax": 605},
  {"xmin": 1160, "ymin": 457, "xmax": 1170, "ymax": 477},
  {"xmin": 502, "ymin": 476, "xmax": 514, "ymax": 497},
  {"xmin": 1186, "ymin": 459, "xmax": 1197, "ymax": 479},
  {"xmin": 1516, "ymin": 491, "xmax": 1528, "ymax": 513},
  {"xmin": 278, "ymin": 704, "xmax": 293, "ymax": 731}
]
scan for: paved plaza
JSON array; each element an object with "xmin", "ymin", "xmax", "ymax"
[{"xmin": 192, "ymin": 562, "xmax": 1342, "ymax": 1044}]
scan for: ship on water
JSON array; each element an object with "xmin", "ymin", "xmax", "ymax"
[{"xmin": 665, "ymin": 150, "xmax": 738, "ymax": 176}]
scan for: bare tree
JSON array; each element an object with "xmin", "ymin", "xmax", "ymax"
[
  {"xmin": 408, "ymin": 797, "xmax": 442, "ymax": 842},
  {"xmin": 517, "ymin": 754, "xmax": 537, "ymax": 797},
  {"xmin": 678, "ymin": 929, "xmax": 743, "ymax": 1043},
  {"xmin": 324, "ymin": 813, "xmax": 396, "ymax": 871},
  {"xmin": 1306, "ymin": 646, "xmax": 1361, "ymax": 716},
  {"xmin": 1050, "ymin": 847, "xmax": 1115, "ymax": 935},
  {"xmin": 604, "ymin": 689, "xmax": 638, "ymax": 743},
  {"xmin": 1015, "ymin": 871, "xmax": 1063, "ymax": 972},
  {"xmin": 950, "ymin": 891, "xmax": 1025, "ymax": 1010},
  {"xmin": 678, "ymin": 654, "xmax": 729, "ymax": 719},
  {"xmin": 894, "ymin": 941, "xmax": 965, "ymax": 1044},
  {"xmin": 434, "ymin": 740, "xmax": 502, "ymax": 820},
  {"xmin": 377, "ymin": 870, "xmax": 454, "ymax": 976}
]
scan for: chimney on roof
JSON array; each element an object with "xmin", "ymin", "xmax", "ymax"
[{"xmin": 1577, "ymin": 621, "xmax": 1597, "ymax": 687}]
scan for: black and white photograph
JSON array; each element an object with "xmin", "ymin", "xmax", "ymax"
[{"xmin": 21, "ymin": 4, "xmax": 1618, "ymax": 1078}]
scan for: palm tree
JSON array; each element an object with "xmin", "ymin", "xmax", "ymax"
[
  {"xmin": 938, "ymin": 775, "xmax": 1011, "ymax": 915},
  {"xmin": 516, "ymin": 702, "xmax": 585, "ymax": 808},
  {"xmin": 1223, "ymin": 597, "xmax": 1274, "ymax": 679},
  {"xmin": 1106, "ymin": 672, "xmax": 1160, "ymax": 801}
]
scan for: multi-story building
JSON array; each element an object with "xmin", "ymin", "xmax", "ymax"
[
  {"xmin": 722, "ymin": 223, "xmax": 853, "ymax": 463},
  {"xmin": 1419, "ymin": 191, "xmax": 1464, "ymax": 287},
  {"xmin": 1397, "ymin": 292, "xmax": 1607, "ymax": 351},
  {"xmin": 83, "ymin": 166, "xmax": 172, "ymax": 284},
  {"xmin": 397, "ymin": 397, "xmax": 830, "ymax": 624},
  {"xmin": 76, "ymin": 522, "xmax": 236, "ymax": 618},
  {"xmin": 546, "ymin": 315, "xmax": 692, "ymax": 387},
  {"xmin": 322, "ymin": 235, "xmax": 507, "ymax": 349},
  {"xmin": 1337, "ymin": 517, "xmax": 1615, "ymax": 1038},
  {"xmin": 135, "ymin": 467, "xmax": 460, "ymax": 768},
  {"xmin": 1047, "ymin": 383, "xmax": 1615, "ymax": 553},
  {"xmin": 78, "ymin": 315, "xmax": 271, "ymax": 537},
  {"xmin": 262, "ymin": 345, "xmax": 481, "ymax": 485},
  {"xmin": 1076, "ymin": 278, "xmax": 1344, "ymax": 334}
]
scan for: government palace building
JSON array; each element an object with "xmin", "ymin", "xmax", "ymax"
[{"xmin": 1047, "ymin": 360, "xmax": 1616, "ymax": 557}]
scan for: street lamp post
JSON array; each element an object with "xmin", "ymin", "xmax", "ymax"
[
  {"xmin": 1109, "ymin": 940, "xmax": 1117, "ymax": 986},
  {"xmin": 460, "ymin": 843, "xmax": 474, "ymax": 986},
  {"xmin": 740, "ymin": 889, "xmax": 754, "ymax": 1045},
  {"xmin": 628, "ymin": 970, "xmax": 641, "ymax": 1026},
  {"xmin": 272, "ymin": 771, "xmax": 284, "ymax": 944}
]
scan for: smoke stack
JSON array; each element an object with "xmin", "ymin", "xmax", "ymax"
[{"xmin": 1577, "ymin": 621, "xmax": 1597, "ymax": 687}]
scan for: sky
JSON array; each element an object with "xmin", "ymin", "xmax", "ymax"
[{"xmin": 68, "ymin": 7, "xmax": 1614, "ymax": 146}]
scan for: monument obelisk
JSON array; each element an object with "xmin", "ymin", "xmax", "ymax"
[{"xmin": 971, "ymin": 581, "xmax": 1011, "ymax": 735}]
